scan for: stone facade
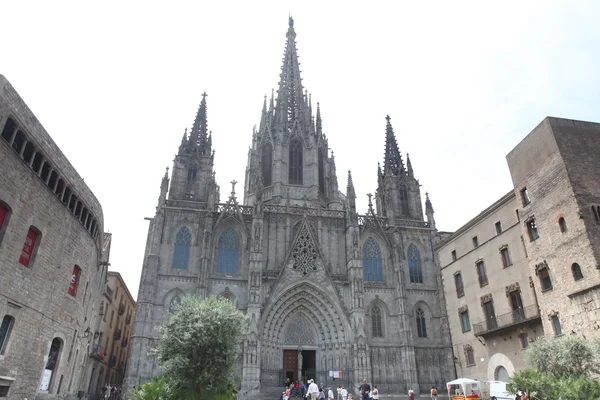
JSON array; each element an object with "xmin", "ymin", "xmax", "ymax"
[
  {"xmin": 125, "ymin": 18, "xmax": 454, "ymax": 397},
  {"xmin": 507, "ymin": 117, "xmax": 600, "ymax": 340},
  {"xmin": 83, "ymin": 270, "xmax": 136, "ymax": 397},
  {"xmin": 0, "ymin": 75, "xmax": 107, "ymax": 400},
  {"xmin": 437, "ymin": 191, "xmax": 545, "ymax": 384}
]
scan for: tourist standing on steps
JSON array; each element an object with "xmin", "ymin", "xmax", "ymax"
[
  {"xmin": 307, "ymin": 379, "xmax": 320, "ymax": 400},
  {"xmin": 337, "ymin": 385, "xmax": 342, "ymax": 400},
  {"xmin": 358, "ymin": 379, "xmax": 371, "ymax": 400},
  {"xmin": 328, "ymin": 387, "xmax": 335, "ymax": 400},
  {"xmin": 341, "ymin": 387, "xmax": 348, "ymax": 400}
]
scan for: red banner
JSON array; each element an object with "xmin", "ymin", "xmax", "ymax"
[
  {"xmin": 68, "ymin": 266, "xmax": 80, "ymax": 296},
  {"xmin": 19, "ymin": 228, "xmax": 38, "ymax": 267},
  {"xmin": 0, "ymin": 205, "xmax": 7, "ymax": 230}
]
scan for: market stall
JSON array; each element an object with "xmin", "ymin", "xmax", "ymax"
[{"xmin": 446, "ymin": 378, "xmax": 482, "ymax": 400}]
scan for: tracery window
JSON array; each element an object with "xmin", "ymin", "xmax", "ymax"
[
  {"xmin": 372, "ymin": 306, "xmax": 383, "ymax": 338},
  {"xmin": 408, "ymin": 244, "xmax": 423, "ymax": 283},
  {"xmin": 261, "ymin": 143, "xmax": 273, "ymax": 187},
  {"xmin": 416, "ymin": 307, "xmax": 427, "ymax": 338},
  {"xmin": 172, "ymin": 227, "xmax": 192, "ymax": 270},
  {"xmin": 169, "ymin": 295, "xmax": 182, "ymax": 314},
  {"xmin": 289, "ymin": 139, "xmax": 303, "ymax": 185},
  {"xmin": 363, "ymin": 237, "xmax": 383, "ymax": 282},
  {"xmin": 318, "ymin": 148, "xmax": 325, "ymax": 195},
  {"xmin": 216, "ymin": 228, "xmax": 240, "ymax": 274}
]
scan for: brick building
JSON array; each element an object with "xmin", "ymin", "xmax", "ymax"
[
  {"xmin": 83, "ymin": 270, "xmax": 135, "ymax": 397},
  {"xmin": 0, "ymin": 74, "xmax": 108, "ymax": 399},
  {"xmin": 437, "ymin": 191, "xmax": 544, "ymax": 383}
]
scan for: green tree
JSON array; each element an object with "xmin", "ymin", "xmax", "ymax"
[
  {"xmin": 507, "ymin": 335, "xmax": 600, "ymax": 400},
  {"xmin": 135, "ymin": 296, "xmax": 247, "ymax": 400}
]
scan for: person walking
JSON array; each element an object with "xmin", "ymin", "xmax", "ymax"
[
  {"xmin": 341, "ymin": 387, "xmax": 348, "ymax": 400},
  {"xmin": 358, "ymin": 379, "xmax": 371, "ymax": 400},
  {"xmin": 337, "ymin": 385, "xmax": 342, "ymax": 400},
  {"xmin": 408, "ymin": 387, "xmax": 415, "ymax": 400},
  {"xmin": 430, "ymin": 386, "xmax": 438, "ymax": 400},
  {"xmin": 307, "ymin": 379, "xmax": 320, "ymax": 400},
  {"xmin": 372, "ymin": 386, "xmax": 378, "ymax": 400}
]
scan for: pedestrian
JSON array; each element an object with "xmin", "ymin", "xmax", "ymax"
[
  {"xmin": 319, "ymin": 388, "xmax": 326, "ymax": 400},
  {"xmin": 341, "ymin": 387, "xmax": 348, "ymax": 400},
  {"xmin": 301, "ymin": 382, "xmax": 306, "ymax": 398},
  {"xmin": 430, "ymin": 386, "xmax": 437, "ymax": 399},
  {"xmin": 372, "ymin": 386, "xmax": 379, "ymax": 400},
  {"xmin": 101, "ymin": 385, "xmax": 107, "ymax": 399},
  {"xmin": 408, "ymin": 387, "xmax": 415, "ymax": 400},
  {"xmin": 307, "ymin": 379, "xmax": 320, "ymax": 400},
  {"xmin": 337, "ymin": 385, "xmax": 342, "ymax": 400},
  {"xmin": 328, "ymin": 387, "xmax": 335, "ymax": 400},
  {"xmin": 358, "ymin": 379, "xmax": 371, "ymax": 400}
]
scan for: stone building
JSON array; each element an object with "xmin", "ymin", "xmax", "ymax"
[
  {"xmin": 507, "ymin": 117, "xmax": 600, "ymax": 341},
  {"xmin": 83, "ymin": 269, "xmax": 136, "ymax": 396},
  {"xmin": 0, "ymin": 74, "xmax": 107, "ymax": 399},
  {"xmin": 437, "ymin": 191, "xmax": 545, "ymax": 383},
  {"xmin": 125, "ymin": 18, "xmax": 455, "ymax": 397}
]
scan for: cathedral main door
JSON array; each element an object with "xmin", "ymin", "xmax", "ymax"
[{"xmin": 283, "ymin": 350, "xmax": 298, "ymax": 382}]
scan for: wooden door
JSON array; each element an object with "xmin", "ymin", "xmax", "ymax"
[{"xmin": 283, "ymin": 350, "xmax": 298, "ymax": 382}]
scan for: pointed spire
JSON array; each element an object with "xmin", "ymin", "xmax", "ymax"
[
  {"xmin": 275, "ymin": 16, "xmax": 305, "ymax": 126},
  {"xmin": 178, "ymin": 128, "xmax": 188, "ymax": 153},
  {"xmin": 189, "ymin": 92, "xmax": 209, "ymax": 154},
  {"xmin": 346, "ymin": 170, "xmax": 356, "ymax": 205},
  {"xmin": 158, "ymin": 167, "xmax": 170, "ymax": 205},
  {"xmin": 383, "ymin": 115, "xmax": 405, "ymax": 177},
  {"xmin": 259, "ymin": 95, "xmax": 268, "ymax": 133},
  {"xmin": 407, "ymin": 153, "xmax": 414, "ymax": 177},
  {"xmin": 316, "ymin": 102, "xmax": 322, "ymax": 136},
  {"xmin": 425, "ymin": 192, "xmax": 436, "ymax": 229}
]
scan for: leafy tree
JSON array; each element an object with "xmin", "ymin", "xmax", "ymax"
[
  {"xmin": 507, "ymin": 335, "xmax": 600, "ymax": 400},
  {"xmin": 135, "ymin": 296, "xmax": 247, "ymax": 399}
]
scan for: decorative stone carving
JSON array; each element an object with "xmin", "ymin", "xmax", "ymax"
[
  {"xmin": 458, "ymin": 305, "xmax": 468, "ymax": 314},
  {"xmin": 284, "ymin": 315, "xmax": 316, "ymax": 345},
  {"xmin": 505, "ymin": 282, "xmax": 520, "ymax": 296},
  {"xmin": 291, "ymin": 223, "xmax": 318, "ymax": 276},
  {"xmin": 535, "ymin": 260, "xmax": 549, "ymax": 271},
  {"xmin": 480, "ymin": 293, "xmax": 493, "ymax": 305}
]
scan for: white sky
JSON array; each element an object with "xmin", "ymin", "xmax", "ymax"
[{"xmin": 2, "ymin": 1, "xmax": 600, "ymax": 300}]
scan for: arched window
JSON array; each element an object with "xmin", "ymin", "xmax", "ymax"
[
  {"xmin": 572, "ymin": 263, "xmax": 584, "ymax": 281},
  {"xmin": 558, "ymin": 217, "xmax": 567, "ymax": 233},
  {"xmin": 217, "ymin": 228, "xmax": 240, "ymax": 274},
  {"xmin": 169, "ymin": 295, "xmax": 182, "ymax": 314},
  {"xmin": 0, "ymin": 315, "xmax": 14, "ymax": 355},
  {"xmin": 363, "ymin": 237, "xmax": 383, "ymax": 282},
  {"xmin": 172, "ymin": 227, "xmax": 192, "ymax": 270},
  {"xmin": 187, "ymin": 165, "xmax": 197, "ymax": 181},
  {"xmin": 289, "ymin": 139, "xmax": 303, "ymax": 185},
  {"xmin": 220, "ymin": 292, "xmax": 235, "ymax": 303},
  {"xmin": 400, "ymin": 186, "xmax": 409, "ymax": 216},
  {"xmin": 416, "ymin": 308, "xmax": 427, "ymax": 338},
  {"xmin": 408, "ymin": 244, "xmax": 423, "ymax": 283},
  {"xmin": 318, "ymin": 148, "xmax": 325, "ymax": 195},
  {"xmin": 372, "ymin": 306, "xmax": 383, "ymax": 338},
  {"xmin": 40, "ymin": 337, "xmax": 63, "ymax": 391},
  {"xmin": 261, "ymin": 143, "xmax": 273, "ymax": 186}
]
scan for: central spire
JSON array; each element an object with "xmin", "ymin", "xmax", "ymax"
[
  {"xmin": 189, "ymin": 92, "xmax": 209, "ymax": 154},
  {"xmin": 383, "ymin": 115, "xmax": 405, "ymax": 177},
  {"xmin": 275, "ymin": 16, "xmax": 307, "ymax": 127}
]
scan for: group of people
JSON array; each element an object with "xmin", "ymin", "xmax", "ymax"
[
  {"xmin": 100, "ymin": 383, "xmax": 121, "ymax": 400},
  {"xmin": 282, "ymin": 378, "xmax": 379, "ymax": 400},
  {"xmin": 408, "ymin": 386, "xmax": 438, "ymax": 400}
]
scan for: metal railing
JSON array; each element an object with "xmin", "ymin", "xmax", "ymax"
[{"xmin": 473, "ymin": 304, "xmax": 541, "ymax": 336}]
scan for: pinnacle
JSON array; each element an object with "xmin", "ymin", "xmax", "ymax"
[{"xmin": 383, "ymin": 115, "xmax": 405, "ymax": 177}]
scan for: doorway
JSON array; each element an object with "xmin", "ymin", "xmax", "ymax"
[
  {"xmin": 301, "ymin": 350, "xmax": 316, "ymax": 383},
  {"xmin": 284, "ymin": 350, "xmax": 298, "ymax": 382}
]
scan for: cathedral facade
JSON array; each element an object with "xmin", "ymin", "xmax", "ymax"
[{"xmin": 125, "ymin": 18, "xmax": 454, "ymax": 396}]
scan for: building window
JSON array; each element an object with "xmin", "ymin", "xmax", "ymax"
[
  {"xmin": 483, "ymin": 299, "xmax": 497, "ymax": 331},
  {"xmin": 416, "ymin": 308, "xmax": 427, "ymax": 338},
  {"xmin": 216, "ymin": 228, "xmax": 240, "ymax": 274},
  {"xmin": 451, "ymin": 250, "xmax": 457, "ymax": 261},
  {"xmin": 172, "ymin": 227, "xmax": 192, "ymax": 270},
  {"xmin": 288, "ymin": 139, "xmax": 303, "ymax": 185},
  {"xmin": 67, "ymin": 265, "xmax": 81, "ymax": 297},
  {"xmin": 538, "ymin": 266, "xmax": 553, "ymax": 291},
  {"xmin": 169, "ymin": 295, "xmax": 182, "ymax": 314},
  {"xmin": 454, "ymin": 273, "xmax": 464, "ymax": 297},
  {"xmin": 551, "ymin": 315, "xmax": 562, "ymax": 336},
  {"xmin": 460, "ymin": 310, "xmax": 471, "ymax": 332},
  {"xmin": 472, "ymin": 236, "xmax": 479, "ymax": 248},
  {"xmin": 363, "ymin": 237, "xmax": 383, "ymax": 282},
  {"xmin": 500, "ymin": 246, "xmax": 512, "ymax": 268},
  {"xmin": 558, "ymin": 217, "xmax": 567, "ymax": 233},
  {"xmin": 0, "ymin": 202, "xmax": 10, "ymax": 246},
  {"xmin": 261, "ymin": 143, "xmax": 273, "ymax": 187},
  {"xmin": 19, "ymin": 226, "xmax": 40, "ymax": 268},
  {"xmin": 476, "ymin": 260, "xmax": 488, "ymax": 287},
  {"xmin": 592, "ymin": 206, "xmax": 600, "ymax": 222},
  {"xmin": 318, "ymin": 148, "xmax": 325, "ymax": 195},
  {"xmin": 526, "ymin": 218, "xmax": 539, "ymax": 241},
  {"xmin": 495, "ymin": 221, "xmax": 502, "ymax": 234},
  {"xmin": 187, "ymin": 165, "xmax": 197, "ymax": 181},
  {"xmin": 464, "ymin": 345, "xmax": 475, "ymax": 366},
  {"xmin": 519, "ymin": 332, "xmax": 529, "ymax": 349},
  {"xmin": 0, "ymin": 315, "xmax": 14, "ymax": 355},
  {"xmin": 572, "ymin": 263, "xmax": 584, "ymax": 281},
  {"xmin": 400, "ymin": 186, "xmax": 409, "ymax": 216},
  {"xmin": 408, "ymin": 244, "xmax": 423, "ymax": 283},
  {"xmin": 520, "ymin": 187, "xmax": 530, "ymax": 206},
  {"xmin": 40, "ymin": 338, "xmax": 63, "ymax": 391},
  {"xmin": 372, "ymin": 306, "xmax": 383, "ymax": 338}
]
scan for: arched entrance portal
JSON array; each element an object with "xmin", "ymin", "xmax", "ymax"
[{"xmin": 260, "ymin": 282, "xmax": 352, "ymax": 387}]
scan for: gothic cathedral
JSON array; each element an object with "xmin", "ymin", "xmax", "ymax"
[{"xmin": 125, "ymin": 18, "xmax": 454, "ymax": 396}]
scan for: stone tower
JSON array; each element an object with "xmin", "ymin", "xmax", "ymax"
[{"xmin": 125, "ymin": 17, "xmax": 454, "ymax": 398}]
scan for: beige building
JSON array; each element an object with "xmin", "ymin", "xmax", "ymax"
[
  {"xmin": 0, "ymin": 74, "xmax": 107, "ymax": 399},
  {"xmin": 507, "ymin": 117, "xmax": 600, "ymax": 340},
  {"xmin": 84, "ymin": 270, "xmax": 135, "ymax": 396},
  {"xmin": 438, "ymin": 191, "xmax": 544, "ymax": 382}
]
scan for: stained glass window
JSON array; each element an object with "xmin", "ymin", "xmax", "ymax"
[
  {"xmin": 217, "ymin": 228, "xmax": 240, "ymax": 274},
  {"xmin": 363, "ymin": 237, "xmax": 383, "ymax": 282},
  {"xmin": 169, "ymin": 295, "xmax": 181, "ymax": 314},
  {"xmin": 416, "ymin": 308, "xmax": 427, "ymax": 338},
  {"xmin": 372, "ymin": 306, "xmax": 383, "ymax": 337},
  {"xmin": 172, "ymin": 227, "xmax": 191, "ymax": 270},
  {"xmin": 408, "ymin": 244, "xmax": 423, "ymax": 283},
  {"xmin": 262, "ymin": 143, "xmax": 273, "ymax": 187},
  {"xmin": 289, "ymin": 139, "xmax": 303, "ymax": 185}
]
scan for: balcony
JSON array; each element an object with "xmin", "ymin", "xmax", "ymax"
[
  {"xmin": 125, "ymin": 314, "xmax": 132, "ymax": 325},
  {"xmin": 122, "ymin": 338, "xmax": 128, "ymax": 348},
  {"xmin": 473, "ymin": 304, "xmax": 541, "ymax": 336},
  {"xmin": 118, "ymin": 303, "xmax": 125, "ymax": 315},
  {"xmin": 113, "ymin": 329, "xmax": 122, "ymax": 341},
  {"xmin": 90, "ymin": 344, "xmax": 105, "ymax": 360},
  {"xmin": 108, "ymin": 355, "xmax": 117, "ymax": 368}
]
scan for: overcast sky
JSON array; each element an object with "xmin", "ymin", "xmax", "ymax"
[{"xmin": 2, "ymin": 1, "xmax": 600, "ymax": 300}]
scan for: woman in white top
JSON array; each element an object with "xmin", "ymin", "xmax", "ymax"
[{"xmin": 372, "ymin": 387, "xmax": 379, "ymax": 400}]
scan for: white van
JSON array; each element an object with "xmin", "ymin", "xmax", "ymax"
[{"xmin": 488, "ymin": 381, "xmax": 513, "ymax": 400}]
